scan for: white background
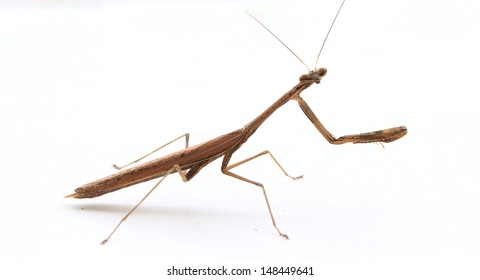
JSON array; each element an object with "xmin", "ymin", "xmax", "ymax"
[{"xmin": 1, "ymin": 0, "xmax": 479, "ymax": 279}]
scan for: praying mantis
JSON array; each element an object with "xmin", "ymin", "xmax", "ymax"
[{"xmin": 66, "ymin": 0, "xmax": 407, "ymax": 244}]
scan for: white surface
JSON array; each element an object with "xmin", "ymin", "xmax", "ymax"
[{"xmin": 1, "ymin": 0, "xmax": 479, "ymax": 279}]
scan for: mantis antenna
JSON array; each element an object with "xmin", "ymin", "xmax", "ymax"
[
  {"xmin": 314, "ymin": 0, "xmax": 346, "ymax": 69},
  {"xmin": 246, "ymin": 11, "xmax": 310, "ymax": 71},
  {"xmin": 247, "ymin": 0, "xmax": 347, "ymax": 71}
]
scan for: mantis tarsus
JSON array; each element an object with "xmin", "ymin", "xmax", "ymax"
[{"xmin": 66, "ymin": 0, "xmax": 407, "ymax": 244}]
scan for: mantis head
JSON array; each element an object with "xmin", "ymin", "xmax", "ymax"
[{"xmin": 299, "ymin": 68, "xmax": 327, "ymax": 83}]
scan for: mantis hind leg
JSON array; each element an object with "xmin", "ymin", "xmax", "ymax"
[
  {"xmin": 101, "ymin": 164, "xmax": 192, "ymax": 245},
  {"xmin": 101, "ymin": 157, "xmax": 215, "ymax": 244},
  {"xmin": 113, "ymin": 133, "xmax": 190, "ymax": 170}
]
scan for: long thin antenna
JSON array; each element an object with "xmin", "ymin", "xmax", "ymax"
[
  {"xmin": 314, "ymin": 0, "xmax": 346, "ymax": 69},
  {"xmin": 247, "ymin": 11, "xmax": 310, "ymax": 71}
]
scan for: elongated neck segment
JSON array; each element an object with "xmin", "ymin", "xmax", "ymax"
[{"xmin": 243, "ymin": 68, "xmax": 327, "ymax": 133}]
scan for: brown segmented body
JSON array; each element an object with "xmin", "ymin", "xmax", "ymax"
[{"xmin": 67, "ymin": 129, "xmax": 244, "ymax": 198}]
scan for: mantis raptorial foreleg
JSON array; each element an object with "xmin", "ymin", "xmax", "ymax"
[
  {"xmin": 295, "ymin": 96, "xmax": 407, "ymax": 144},
  {"xmin": 113, "ymin": 133, "xmax": 190, "ymax": 170}
]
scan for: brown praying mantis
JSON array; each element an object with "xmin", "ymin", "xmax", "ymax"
[{"xmin": 66, "ymin": 0, "xmax": 407, "ymax": 244}]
